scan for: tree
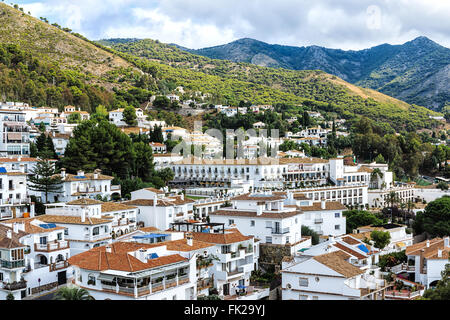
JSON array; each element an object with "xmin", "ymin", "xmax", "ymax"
[
  {"xmin": 91, "ymin": 105, "xmax": 109, "ymax": 122},
  {"xmin": 67, "ymin": 112, "xmax": 82, "ymax": 124},
  {"xmin": 370, "ymin": 230, "xmax": 391, "ymax": 249},
  {"xmin": 437, "ymin": 181, "xmax": 449, "ymax": 191},
  {"xmin": 63, "ymin": 119, "xmax": 135, "ymax": 179},
  {"xmin": 370, "ymin": 168, "xmax": 384, "ymax": 188},
  {"xmin": 153, "ymin": 95, "xmax": 171, "ymax": 109},
  {"xmin": 27, "ymin": 159, "xmax": 63, "ymax": 203},
  {"xmin": 385, "ymin": 191, "xmax": 400, "ymax": 222},
  {"xmin": 132, "ymin": 141, "xmax": 154, "ymax": 181},
  {"xmin": 123, "ymin": 106, "xmax": 137, "ymax": 126},
  {"xmin": 414, "ymin": 196, "xmax": 450, "ymax": 237},
  {"xmin": 150, "ymin": 125, "xmax": 164, "ymax": 143},
  {"xmin": 156, "ymin": 168, "xmax": 174, "ymax": 185},
  {"xmin": 6, "ymin": 292, "xmax": 15, "ymax": 300},
  {"xmin": 301, "ymin": 226, "xmax": 319, "ymax": 245},
  {"xmin": 54, "ymin": 287, "xmax": 95, "ymax": 300},
  {"xmin": 343, "ymin": 210, "xmax": 383, "ymax": 233}
]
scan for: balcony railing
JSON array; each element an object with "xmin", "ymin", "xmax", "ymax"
[
  {"xmin": 1, "ymin": 259, "xmax": 25, "ymax": 269},
  {"xmin": 197, "ymin": 278, "xmax": 213, "ymax": 290},
  {"xmin": 34, "ymin": 240, "xmax": 69, "ymax": 252},
  {"xmin": 314, "ymin": 218, "xmax": 323, "ymax": 224},
  {"xmin": 49, "ymin": 260, "xmax": 69, "ymax": 272},
  {"xmin": 271, "ymin": 227, "xmax": 290, "ymax": 235},
  {"xmin": 1, "ymin": 279, "xmax": 27, "ymax": 291}
]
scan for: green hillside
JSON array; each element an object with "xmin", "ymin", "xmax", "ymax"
[{"xmin": 99, "ymin": 38, "xmax": 441, "ymax": 131}]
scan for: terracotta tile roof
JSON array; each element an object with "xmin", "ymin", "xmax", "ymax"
[
  {"xmin": 0, "ymin": 157, "xmax": 52, "ymax": 163},
  {"xmin": 300, "ymin": 201, "xmax": 346, "ymax": 211},
  {"xmin": 166, "ymin": 195, "xmax": 195, "ymax": 205},
  {"xmin": 38, "ymin": 214, "xmax": 112, "ymax": 225},
  {"xmin": 406, "ymin": 238, "xmax": 450, "ymax": 259},
  {"xmin": 278, "ymin": 157, "xmax": 329, "ymax": 164},
  {"xmin": 191, "ymin": 228, "xmax": 252, "ymax": 244},
  {"xmin": 230, "ymin": 193, "xmax": 286, "ymax": 201},
  {"xmin": 313, "ymin": 251, "xmax": 365, "ymax": 278},
  {"xmin": 139, "ymin": 227, "xmax": 161, "ymax": 233},
  {"xmin": 0, "ymin": 172, "xmax": 27, "ymax": 176},
  {"xmin": 210, "ymin": 209, "xmax": 302, "ymax": 219},
  {"xmin": 0, "ymin": 225, "xmax": 26, "ymax": 248},
  {"xmin": 101, "ymin": 202, "xmax": 137, "ymax": 213},
  {"xmin": 68, "ymin": 244, "xmax": 187, "ymax": 272},
  {"xmin": 333, "ymin": 242, "xmax": 367, "ymax": 260},
  {"xmin": 341, "ymin": 236, "xmax": 362, "ymax": 245},
  {"xmin": 164, "ymin": 238, "xmax": 215, "ymax": 251},
  {"xmin": 5, "ymin": 218, "xmax": 66, "ymax": 234},
  {"xmin": 145, "ymin": 187, "xmax": 165, "ymax": 194},
  {"xmin": 357, "ymin": 167, "xmax": 374, "ymax": 173},
  {"xmin": 67, "ymin": 198, "xmax": 103, "ymax": 206}
]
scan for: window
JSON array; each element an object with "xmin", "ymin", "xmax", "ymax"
[
  {"xmin": 93, "ymin": 227, "xmax": 100, "ymax": 236},
  {"xmin": 265, "ymin": 236, "xmax": 272, "ymax": 244},
  {"xmin": 335, "ymin": 225, "xmax": 340, "ymax": 230},
  {"xmin": 299, "ymin": 278, "xmax": 308, "ymax": 287},
  {"xmin": 312, "ymin": 296, "xmax": 319, "ymax": 300},
  {"xmin": 228, "ymin": 219, "xmax": 234, "ymax": 226},
  {"xmin": 250, "ymin": 220, "xmax": 255, "ymax": 227},
  {"xmin": 64, "ymin": 228, "xmax": 69, "ymax": 235},
  {"xmin": 88, "ymin": 275, "xmax": 96, "ymax": 286},
  {"xmin": 0, "ymin": 272, "xmax": 3, "ymax": 281},
  {"xmin": 57, "ymin": 233, "xmax": 62, "ymax": 240},
  {"xmin": 335, "ymin": 212, "xmax": 340, "ymax": 218},
  {"xmin": 299, "ymin": 295, "xmax": 308, "ymax": 300}
]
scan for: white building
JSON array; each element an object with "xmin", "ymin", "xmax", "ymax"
[
  {"xmin": 0, "ymin": 169, "xmax": 30, "ymax": 221},
  {"xmin": 123, "ymin": 188, "xmax": 195, "ymax": 231},
  {"xmin": 0, "ymin": 220, "xmax": 71, "ymax": 300},
  {"xmin": 68, "ymin": 241, "xmax": 197, "ymax": 300},
  {"xmin": 209, "ymin": 193, "xmax": 306, "ymax": 254},
  {"xmin": 404, "ymin": 237, "xmax": 450, "ymax": 288},
  {"xmin": 100, "ymin": 202, "xmax": 138, "ymax": 239},
  {"xmin": 0, "ymin": 109, "xmax": 30, "ymax": 156},
  {"xmin": 45, "ymin": 169, "xmax": 121, "ymax": 203},
  {"xmin": 42, "ymin": 199, "xmax": 113, "ymax": 256},
  {"xmin": 354, "ymin": 223, "xmax": 413, "ymax": 253}
]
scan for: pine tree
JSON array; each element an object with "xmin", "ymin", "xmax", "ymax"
[{"xmin": 27, "ymin": 159, "xmax": 63, "ymax": 203}]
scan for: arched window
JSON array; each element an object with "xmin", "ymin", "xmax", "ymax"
[{"xmin": 56, "ymin": 254, "xmax": 65, "ymax": 262}]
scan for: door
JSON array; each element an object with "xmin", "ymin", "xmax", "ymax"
[
  {"xmin": 57, "ymin": 271, "xmax": 67, "ymax": 285},
  {"xmin": 223, "ymin": 283, "xmax": 230, "ymax": 296}
]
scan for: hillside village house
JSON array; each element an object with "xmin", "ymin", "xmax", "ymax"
[
  {"xmin": 100, "ymin": 202, "xmax": 138, "ymax": 239},
  {"xmin": 149, "ymin": 142, "xmax": 167, "ymax": 154},
  {"xmin": 0, "ymin": 156, "xmax": 57, "ymax": 174},
  {"xmin": 183, "ymin": 224, "xmax": 267, "ymax": 300},
  {"xmin": 208, "ymin": 193, "xmax": 308, "ymax": 254},
  {"xmin": 68, "ymin": 241, "xmax": 197, "ymax": 300},
  {"xmin": 0, "ymin": 169, "xmax": 30, "ymax": 221},
  {"xmin": 0, "ymin": 109, "xmax": 30, "ymax": 156},
  {"xmin": 60, "ymin": 106, "xmax": 90, "ymax": 121},
  {"xmin": 109, "ymin": 108, "xmax": 145, "ymax": 126},
  {"xmin": 123, "ymin": 188, "xmax": 195, "ymax": 231},
  {"xmin": 401, "ymin": 237, "xmax": 450, "ymax": 288},
  {"xmin": 45, "ymin": 168, "xmax": 121, "ymax": 203},
  {"xmin": 42, "ymin": 199, "xmax": 113, "ymax": 256},
  {"xmin": 281, "ymin": 234, "xmax": 386, "ymax": 300},
  {"xmin": 153, "ymin": 153, "xmax": 184, "ymax": 170},
  {"xmin": 282, "ymin": 192, "xmax": 347, "ymax": 237},
  {"xmin": 0, "ymin": 220, "xmax": 71, "ymax": 300}
]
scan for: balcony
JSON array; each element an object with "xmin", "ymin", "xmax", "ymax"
[
  {"xmin": 1, "ymin": 279, "xmax": 27, "ymax": 291},
  {"xmin": 111, "ymin": 185, "xmax": 121, "ymax": 191},
  {"xmin": 271, "ymin": 227, "xmax": 290, "ymax": 235},
  {"xmin": 314, "ymin": 218, "xmax": 323, "ymax": 224},
  {"xmin": 84, "ymin": 233, "xmax": 111, "ymax": 241},
  {"xmin": 49, "ymin": 260, "xmax": 69, "ymax": 272},
  {"xmin": 1, "ymin": 259, "xmax": 25, "ymax": 269},
  {"xmin": 197, "ymin": 278, "xmax": 213, "ymax": 290},
  {"xmin": 34, "ymin": 240, "xmax": 69, "ymax": 252}
]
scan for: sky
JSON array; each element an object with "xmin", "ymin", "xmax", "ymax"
[{"xmin": 14, "ymin": 0, "xmax": 450, "ymax": 50}]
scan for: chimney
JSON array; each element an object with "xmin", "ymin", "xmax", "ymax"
[
  {"xmin": 105, "ymin": 246, "xmax": 112, "ymax": 253},
  {"xmin": 94, "ymin": 169, "xmax": 99, "ymax": 179},
  {"xmin": 81, "ymin": 209, "xmax": 86, "ymax": 223},
  {"xmin": 19, "ymin": 164, "xmax": 25, "ymax": 173},
  {"xmin": 437, "ymin": 249, "xmax": 442, "ymax": 258},
  {"xmin": 6, "ymin": 229, "xmax": 12, "ymax": 239},
  {"xmin": 13, "ymin": 223, "xmax": 19, "ymax": 234},
  {"xmin": 321, "ymin": 200, "xmax": 326, "ymax": 210},
  {"xmin": 30, "ymin": 202, "xmax": 35, "ymax": 218},
  {"xmin": 257, "ymin": 205, "xmax": 263, "ymax": 216},
  {"xmin": 61, "ymin": 168, "xmax": 66, "ymax": 179},
  {"xmin": 186, "ymin": 233, "xmax": 193, "ymax": 246},
  {"xmin": 444, "ymin": 237, "xmax": 449, "ymax": 248},
  {"xmin": 77, "ymin": 170, "xmax": 84, "ymax": 177},
  {"xmin": 426, "ymin": 240, "xmax": 430, "ymax": 248},
  {"xmin": 137, "ymin": 249, "xmax": 147, "ymax": 262}
]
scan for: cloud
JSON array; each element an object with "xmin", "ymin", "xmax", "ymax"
[{"xmin": 16, "ymin": 0, "xmax": 450, "ymax": 50}]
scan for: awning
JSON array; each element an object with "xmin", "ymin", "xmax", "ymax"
[
  {"xmin": 7, "ymin": 132, "xmax": 22, "ymax": 140},
  {"xmin": 396, "ymin": 242, "xmax": 406, "ymax": 248},
  {"xmin": 97, "ymin": 274, "xmax": 117, "ymax": 282}
]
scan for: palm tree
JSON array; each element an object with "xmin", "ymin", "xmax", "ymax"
[
  {"xmin": 385, "ymin": 192, "xmax": 399, "ymax": 223},
  {"xmin": 370, "ymin": 168, "xmax": 384, "ymax": 189},
  {"xmin": 54, "ymin": 287, "xmax": 95, "ymax": 300}
]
